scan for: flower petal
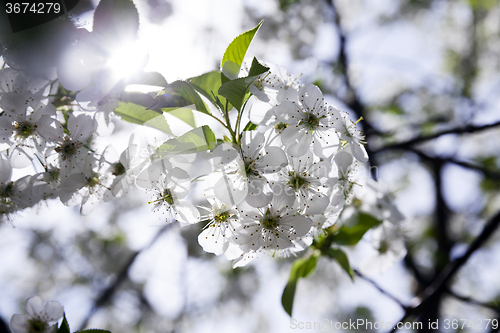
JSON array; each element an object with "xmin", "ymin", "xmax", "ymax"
[
  {"xmin": 9, "ymin": 314, "xmax": 29, "ymax": 333},
  {"xmin": 24, "ymin": 296, "xmax": 44, "ymax": 317},
  {"xmin": 43, "ymin": 301, "xmax": 64, "ymax": 321}
]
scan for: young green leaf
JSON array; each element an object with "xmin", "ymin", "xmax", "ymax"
[
  {"xmin": 218, "ymin": 58, "xmax": 269, "ymax": 111},
  {"xmin": 334, "ymin": 213, "xmax": 382, "ymax": 246},
  {"xmin": 114, "ymin": 102, "xmax": 172, "ymax": 135},
  {"xmin": 153, "ymin": 125, "xmax": 216, "ymax": 158},
  {"xmin": 162, "ymin": 107, "xmax": 197, "ymax": 128},
  {"xmin": 326, "ymin": 248, "xmax": 354, "ymax": 280},
  {"xmin": 218, "ymin": 76, "xmax": 253, "ymax": 111},
  {"xmin": 57, "ymin": 314, "xmax": 70, "ymax": 333},
  {"xmin": 248, "ymin": 57, "xmax": 270, "ymax": 77},
  {"xmin": 220, "ymin": 20, "xmax": 263, "ymax": 83},
  {"xmin": 188, "ymin": 70, "xmax": 231, "ymax": 110},
  {"xmin": 281, "ymin": 253, "xmax": 319, "ymax": 316},
  {"xmin": 149, "ymin": 81, "xmax": 210, "ymax": 115}
]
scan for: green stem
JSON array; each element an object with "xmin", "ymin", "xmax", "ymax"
[{"xmin": 223, "ymin": 100, "xmax": 238, "ymax": 144}]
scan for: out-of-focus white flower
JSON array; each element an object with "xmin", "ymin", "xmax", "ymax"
[
  {"xmin": 76, "ymin": 70, "xmax": 123, "ymax": 125},
  {"xmin": 9, "ymin": 296, "xmax": 63, "ymax": 333},
  {"xmin": 359, "ymin": 220, "xmax": 407, "ymax": 274},
  {"xmin": 59, "ymin": 152, "xmax": 113, "ymax": 215},
  {"xmin": 103, "ymin": 134, "xmax": 151, "ymax": 201},
  {"xmin": 0, "ymin": 102, "xmax": 63, "ymax": 168},
  {"xmin": 0, "ymin": 68, "xmax": 50, "ymax": 110},
  {"xmin": 48, "ymin": 114, "xmax": 97, "ymax": 178},
  {"xmin": 333, "ymin": 150, "xmax": 355, "ymax": 197},
  {"xmin": 354, "ymin": 178, "xmax": 405, "ymax": 225}
]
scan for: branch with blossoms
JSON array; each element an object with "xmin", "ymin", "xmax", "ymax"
[{"xmin": 1, "ymin": 0, "xmax": 409, "ymax": 326}]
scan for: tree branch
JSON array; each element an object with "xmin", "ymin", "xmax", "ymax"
[
  {"xmin": 326, "ymin": 0, "xmax": 380, "ymax": 179},
  {"xmin": 374, "ymin": 120, "xmax": 500, "ymax": 154},
  {"xmin": 77, "ymin": 225, "xmax": 170, "ymax": 330},
  {"xmin": 445, "ymin": 288, "xmax": 500, "ymax": 315},
  {"xmin": 389, "ymin": 209, "xmax": 500, "ymax": 332},
  {"xmin": 390, "ymin": 146, "xmax": 500, "ymax": 181}
]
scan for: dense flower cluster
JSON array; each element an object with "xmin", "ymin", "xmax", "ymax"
[
  {"xmin": 0, "ymin": 60, "xmax": 406, "ymax": 268},
  {"xmin": 0, "ymin": 6, "xmax": 405, "ymax": 272}
]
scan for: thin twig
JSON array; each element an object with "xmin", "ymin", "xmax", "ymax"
[{"xmin": 354, "ymin": 269, "xmax": 410, "ymax": 311}]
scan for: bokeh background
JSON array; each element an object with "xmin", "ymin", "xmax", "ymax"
[{"xmin": 1, "ymin": 0, "xmax": 500, "ymax": 332}]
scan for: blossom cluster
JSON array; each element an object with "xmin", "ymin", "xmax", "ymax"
[
  {"xmin": 0, "ymin": 66, "xmax": 136, "ymax": 218},
  {"xmin": 0, "ymin": 57, "xmax": 407, "ymax": 269}
]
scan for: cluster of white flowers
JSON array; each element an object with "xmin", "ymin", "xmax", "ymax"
[
  {"xmin": 0, "ymin": 60, "xmax": 405, "ymax": 269},
  {"xmin": 191, "ymin": 68, "xmax": 371, "ymax": 267},
  {"xmin": 0, "ymin": 53, "xmax": 410, "ymax": 272},
  {"xmin": 0, "ymin": 66, "xmax": 142, "ymax": 218}
]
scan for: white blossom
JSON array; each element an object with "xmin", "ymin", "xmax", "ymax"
[
  {"xmin": 9, "ymin": 296, "xmax": 63, "ymax": 333},
  {"xmin": 198, "ymin": 197, "xmax": 240, "ymax": 255},
  {"xmin": 136, "ymin": 160, "xmax": 200, "ymax": 224},
  {"xmin": 272, "ymin": 84, "xmax": 339, "ymax": 157},
  {"xmin": 233, "ymin": 189, "xmax": 312, "ymax": 252},
  {"xmin": 330, "ymin": 106, "xmax": 368, "ymax": 163}
]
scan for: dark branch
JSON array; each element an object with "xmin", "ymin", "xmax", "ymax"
[
  {"xmin": 393, "ymin": 146, "xmax": 500, "ymax": 181},
  {"xmin": 389, "ymin": 209, "xmax": 500, "ymax": 332},
  {"xmin": 78, "ymin": 225, "xmax": 170, "ymax": 330},
  {"xmin": 446, "ymin": 288, "xmax": 500, "ymax": 315},
  {"xmin": 374, "ymin": 120, "xmax": 500, "ymax": 154}
]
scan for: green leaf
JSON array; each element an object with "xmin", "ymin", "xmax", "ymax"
[
  {"xmin": 57, "ymin": 314, "xmax": 70, "ymax": 333},
  {"xmin": 188, "ymin": 70, "xmax": 231, "ymax": 110},
  {"xmin": 127, "ymin": 71, "xmax": 167, "ymax": 87},
  {"xmin": 243, "ymin": 121, "xmax": 258, "ymax": 131},
  {"xmin": 218, "ymin": 75, "xmax": 257, "ymax": 111},
  {"xmin": 281, "ymin": 253, "xmax": 319, "ymax": 316},
  {"xmin": 301, "ymin": 253, "xmax": 319, "ymax": 278},
  {"xmin": 326, "ymin": 248, "xmax": 354, "ymax": 280},
  {"xmin": 153, "ymin": 125, "xmax": 216, "ymax": 158},
  {"xmin": 75, "ymin": 330, "xmax": 112, "ymax": 333},
  {"xmin": 162, "ymin": 107, "xmax": 196, "ymax": 128},
  {"xmin": 220, "ymin": 20, "xmax": 263, "ymax": 81},
  {"xmin": 217, "ymin": 58, "xmax": 268, "ymax": 111},
  {"xmin": 334, "ymin": 213, "xmax": 382, "ymax": 246},
  {"xmin": 93, "ymin": 0, "xmax": 139, "ymax": 42},
  {"xmin": 248, "ymin": 57, "xmax": 270, "ymax": 77},
  {"xmin": 149, "ymin": 81, "xmax": 210, "ymax": 115},
  {"xmin": 114, "ymin": 102, "xmax": 172, "ymax": 135}
]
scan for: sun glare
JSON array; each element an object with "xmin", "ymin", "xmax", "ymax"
[{"xmin": 106, "ymin": 41, "xmax": 148, "ymax": 81}]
